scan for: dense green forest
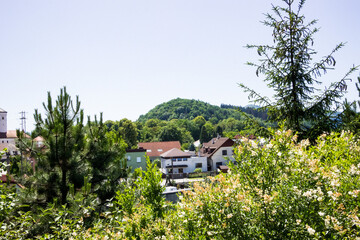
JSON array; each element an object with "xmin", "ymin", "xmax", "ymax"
[
  {"xmin": 138, "ymin": 98, "xmax": 267, "ymax": 122},
  {"xmin": 1, "ymin": 0, "xmax": 360, "ymax": 239},
  {"xmin": 105, "ymin": 98, "xmax": 271, "ymax": 150}
]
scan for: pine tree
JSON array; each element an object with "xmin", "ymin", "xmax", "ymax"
[
  {"xmin": 240, "ymin": 0, "xmax": 357, "ymax": 139},
  {"xmin": 33, "ymin": 87, "xmax": 85, "ymax": 204}
]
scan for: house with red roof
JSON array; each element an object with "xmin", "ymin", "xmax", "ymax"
[{"xmin": 138, "ymin": 141, "xmax": 181, "ymax": 161}]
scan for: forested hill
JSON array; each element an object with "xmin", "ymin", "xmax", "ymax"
[{"xmin": 137, "ymin": 98, "xmax": 267, "ymax": 123}]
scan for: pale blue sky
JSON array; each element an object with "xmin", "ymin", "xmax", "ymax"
[{"xmin": 1, "ymin": 0, "xmax": 359, "ymax": 131}]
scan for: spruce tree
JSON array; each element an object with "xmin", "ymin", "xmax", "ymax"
[{"xmin": 240, "ymin": 0, "xmax": 357, "ymax": 139}]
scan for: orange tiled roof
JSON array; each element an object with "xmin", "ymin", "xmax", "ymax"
[{"xmin": 138, "ymin": 141, "xmax": 181, "ymax": 157}]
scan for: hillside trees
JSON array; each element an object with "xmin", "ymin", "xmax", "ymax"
[
  {"xmin": 104, "ymin": 118, "xmax": 138, "ymax": 148},
  {"xmin": 240, "ymin": 0, "xmax": 358, "ymax": 139},
  {"xmin": 199, "ymin": 122, "xmax": 215, "ymax": 143}
]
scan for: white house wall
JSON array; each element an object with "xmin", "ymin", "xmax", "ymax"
[
  {"xmin": 186, "ymin": 157, "xmax": 207, "ymax": 173},
  {"xmin": 161, "ymin": 156, "xmax": 207, "ymax": 174},
  {"xmin": 210, "ymin": 146, "xmax": 235, "ymax": 170}
]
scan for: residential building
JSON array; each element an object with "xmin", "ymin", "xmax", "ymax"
[
  {"xmin": 200, "ymin": 137, "xmax": 235, "ymax": 171},
  {"xmin": 138, "ymin": 141, "xmax": 181, "ymax": 162},
  {"xmin": 125, "ymin": 148, "xmax": 147, "ymax": 172},
  {"xmin": 0, "ymin": 108, "xmax": 30, "ymax": 166},
  {"xmin": 160, "ymin": 148, "xmax": 207, "ymax": 175}
]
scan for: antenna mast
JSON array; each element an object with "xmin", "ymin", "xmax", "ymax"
[{"xmin": 19, "ymin": 111, "xmax": 27, "ymax": 133}]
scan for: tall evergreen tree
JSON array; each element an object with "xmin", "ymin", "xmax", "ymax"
[
  {"xmin": 33, "ymin": 87, "xmax": 85, "ymax": 204},
  {"xmin": 240, "ymin": 0, "xmax": 357, "ymax": 139},
  {"xmin": 84, "ymin": 114, "xmax": 128, "ymax": 203}
]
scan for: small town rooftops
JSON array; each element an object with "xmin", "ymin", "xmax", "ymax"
[{"xmin": 0, "ymin": 108, "xmax": 6, "ymax": 113}]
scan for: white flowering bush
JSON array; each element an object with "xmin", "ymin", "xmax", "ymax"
[{"xmin": 170, "ymin": 129, "xmax": 360, "ymax": 239}]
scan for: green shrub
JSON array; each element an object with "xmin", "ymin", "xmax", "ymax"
[{"xmin": 171, "ymin": 129, "xmax": 360, "ymax": 239}]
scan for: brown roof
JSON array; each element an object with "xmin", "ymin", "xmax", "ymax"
[
  {"xmin": 201, "ymin": 137, "xmax": 234, "ymax": 158},
  {"xmin": 160, "ymin": 148, "xmax": 192, "ymax": 158},
  {"xmin": 138, "ymin": 141, "xmax": 181, "ymax": 157},
  {"xmin": 5, "ymin": 130, "xmax": 30, "ymax": 139}
]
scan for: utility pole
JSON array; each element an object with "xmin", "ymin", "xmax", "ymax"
[
  {"xmin": 19, "ymin": 111, "xmax": 27, "ymax": 174},
  {"xmin": 19, "ymin": 111, "xmax": 26, "ymax": 133}
]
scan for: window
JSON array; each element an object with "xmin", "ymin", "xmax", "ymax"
[
  {"xmin": 222, "ymin": 150, "xmax": 227, "ymax": 156},
  {"xmin": 183, "ymin": 158, "xmax": 188, "ymax": 161},
  {"xmin": 1, "ymin": 117, "xmax": 4, "ymax": 120},
  {"xmin": 172, "ymin": 158, "xmax": 176, "ymax": 162},
  {"xmin": 146, "ymin": 149, "xmax": 152, "ymax": 152},
  {"xmin": 157, "ymin": 149, "xmax": 163, "ymax": 152},
  {"xmin": 178, "ymin": 168, "xmax": 184, "ymax": 174},
  {"xmin": 178, "ymin": 158, "xmax": 182, "ymax": 162},
  {"xmin": 195, "ymin": 163, "xmax": 202, "ymax": 168},
  {"xmin": 137, "ymin": 157, "xmax": 141, "ymax": 163},
  {"xmin": 168, "ymin": 168, "xmax": 173, "ymax": 173},
  {"xmin": 127, "ymin": 156, "xmax": 131, "ymax": 161}
]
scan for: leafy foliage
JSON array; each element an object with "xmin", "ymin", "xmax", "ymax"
[
  {"xmin": 138, "ymin": 98, "xmax": 264, "ymax": 123},
  {"xmin": 4, "ymin": 128, "xmax": 360, "ymax": 239}
]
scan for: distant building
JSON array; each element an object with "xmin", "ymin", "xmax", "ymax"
[
  {"xmin": 160, "ymin": 148, "xmax": 207, "ymax": 176},
  {"xmin": 125, "ymin": 148, "xmax": 147, "ymax": 172},
  {"xmin": 138, "ymin": 141, "xmax": 181, "ymax": 162},
  {"xmin": 200, "ymin": 137, "xmax": 235, "ymax": 171},
  {"xmin": 0, "ymin": 108, "xmax": 30, "ymax": 159}
]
